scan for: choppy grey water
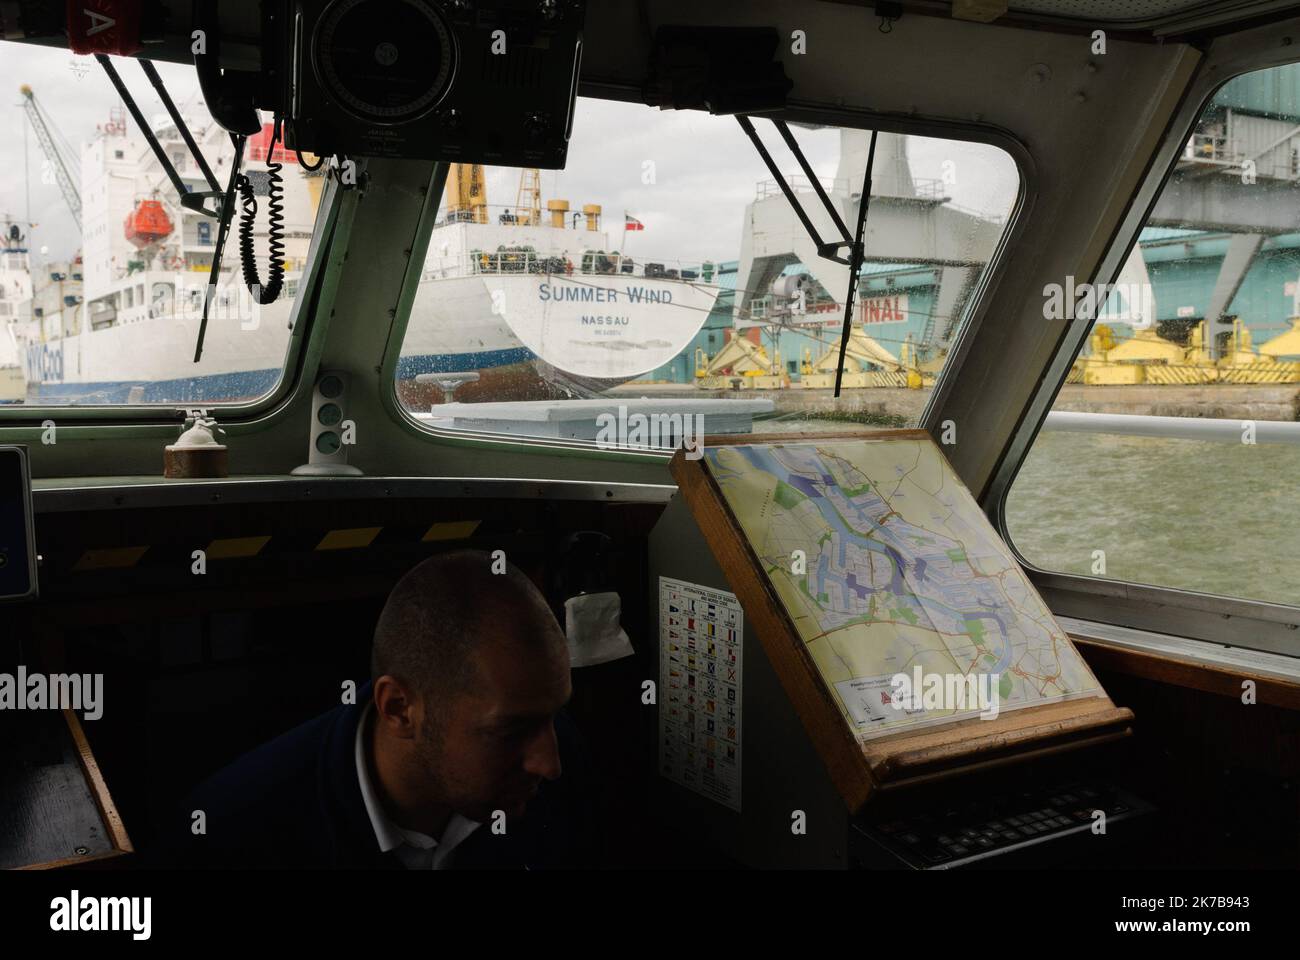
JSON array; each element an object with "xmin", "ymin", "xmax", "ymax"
[{"xmin": 1006, "ymin": 431, "xmax": 1300, "ymax": 608}]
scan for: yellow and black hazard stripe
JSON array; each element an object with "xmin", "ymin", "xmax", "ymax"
[{"xmin": 69, "ymin": 519, "xmax": 484, "ymax": 572}]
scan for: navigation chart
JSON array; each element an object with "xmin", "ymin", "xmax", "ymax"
[{"xmin": 703, "ymin": 437, "xmax": 1101, "ymax": 741}]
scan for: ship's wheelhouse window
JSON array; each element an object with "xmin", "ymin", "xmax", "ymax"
[
  {"xmin": 1005, "ymin": 61, "xmax": 1300, "ymax": 609},
  {"xmin": 395, "ymin": 97, "xmax": 1019, "ymax": 452},
  {"xmin": 0, "ymin": 44, "xmax": 330, "ymax": 408}
]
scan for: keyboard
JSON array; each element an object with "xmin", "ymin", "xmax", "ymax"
[{"xmin": 851, "ymin": 780, "xmax": 1153, "ymax": 869}]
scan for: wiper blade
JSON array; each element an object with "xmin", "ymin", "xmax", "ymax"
[
  {"xmin": 195, "ymin": 134, "xmax": 247, "ymax": 363},
  {"xmin": 836, "ymin": 130, "xmax": 878, "ymax": 397},
  {"xmin": 735, "ymin": 116, "xmax": 880, "ymax": 396}
]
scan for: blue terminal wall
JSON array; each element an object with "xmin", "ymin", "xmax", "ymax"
[{"xmin": 1138, "ymin": 228, "xmax": 1300, "ymax": 344}]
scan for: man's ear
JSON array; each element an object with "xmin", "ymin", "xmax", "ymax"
[{"xmin": 372, "ymin": 675, "xmax": 420, "ymax": 740}]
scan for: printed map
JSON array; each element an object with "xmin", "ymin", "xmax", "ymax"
[{"xmin": 704, "ymin": 437, "xmax": 1101, "ymax": 740}]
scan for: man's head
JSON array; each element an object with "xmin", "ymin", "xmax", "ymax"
[{"xmin": 369, "ymin": 550, "xmax": 571, "ymax": 822}]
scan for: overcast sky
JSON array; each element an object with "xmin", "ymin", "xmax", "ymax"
[
  {"xmin": 2, "ymin": 45, "xmax": 1018, "ymax": 267},
  {"xmin": 1, "ymin": 46, "xmax": 203, "ymax": 260}
]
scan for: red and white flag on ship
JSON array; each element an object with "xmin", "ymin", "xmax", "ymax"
[{"xmin": 624, "ymin": 214, "xmax": 645, "ymax": 231}]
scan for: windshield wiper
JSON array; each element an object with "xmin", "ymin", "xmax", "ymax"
[
  {"xmin": 735, "ymin": 116, "xmax": 879, "ymax": 397},
  {"xmin": 95, "ymin": 54, "xmax": 250, "ymax": 362},
  {"xmin": 95, "ymin": 55, "xmax": 224, "ymax": 213}
]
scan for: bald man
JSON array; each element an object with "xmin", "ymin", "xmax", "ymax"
[{"xmin": 166, "ymin": 551, "xmax": 596, "ymax": 869}]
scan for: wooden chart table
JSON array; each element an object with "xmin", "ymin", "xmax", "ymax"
[{"xmin": 671, "ymin": 430, "xmax": 1133, "ymax": 811}]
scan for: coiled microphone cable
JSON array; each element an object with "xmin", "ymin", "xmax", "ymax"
[{"xmin": 235, "ymin": 116, "xmax": 286, "ymax": 305}]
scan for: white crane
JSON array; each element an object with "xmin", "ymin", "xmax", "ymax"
[{"xmin": 19, "ymin": 84, "xmax": 82, "ymax": 230}]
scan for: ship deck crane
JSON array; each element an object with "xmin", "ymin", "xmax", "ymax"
[
  {"xmin": 447, "ymin": 163, "xmax": 487, "ymax": 223},
  {"xmin": 515, "ymin": 167, "xmax": 541, "ymax": 225},
  {"xmin": 19, "ymin": 84, "xmax": 82, "ymax": 230}
]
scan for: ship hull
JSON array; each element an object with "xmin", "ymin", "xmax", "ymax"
[
  {"xmin": 22, "ymin": 287, "xmax": 296, "ymax": 404},
  {"xmin": 20, "ymin": 271, "xmax": 719, "ymax": 403},
  {"xmin": 402, "ymin": 273, "xmax": 720, "ymax": 381},
  {"xmin": 0, "ymin": 364, "xmax": 23, "ymax": 403}
]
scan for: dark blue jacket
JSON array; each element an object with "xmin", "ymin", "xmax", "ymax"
[{"xmin": 161, "ymin": 685, "xmax": 597, "ymax": 869}]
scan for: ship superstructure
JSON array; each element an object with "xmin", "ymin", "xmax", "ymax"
[{"xmin": 0, "ymin": 220, "xmax": 32, "ymax": 401}]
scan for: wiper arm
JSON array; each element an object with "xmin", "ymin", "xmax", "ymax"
[
  {"xmin": 195, "ymin": 133, "xmax": 247, "ymax": 363},
  {"xmin": 140, "ymin": 59, "xmax": 223, "ymax": 198},
  {"xmin": 94, "ymin": 55, "xmax": 224, "ymax": 215},
  {"xmin": 735, "ymin": 116, "xmax": 880, "ymax": 396},
  {"xmin": 92, "ymin": 53, "xmax": 251, "ymax": 362}
]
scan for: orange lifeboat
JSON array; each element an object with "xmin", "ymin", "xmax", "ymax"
[{"xmin": 124, "ymin": 199, "xmax": 173, "ymax": 249}]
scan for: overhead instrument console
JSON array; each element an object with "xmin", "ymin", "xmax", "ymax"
[
  {"xmin": 285, "ymin": 0, "xmax": 585, "ymax": 167},
  {"xmin": 3, "ymin": 0, "xmax": 586, "ymax": 167}
]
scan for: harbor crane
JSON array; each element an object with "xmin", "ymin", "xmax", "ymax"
[{"xmin": 19, "ymin": 84, "xmax": 82, "ymax": 230}]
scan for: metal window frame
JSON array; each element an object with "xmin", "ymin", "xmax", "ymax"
[
  {"xmin": 989, "ymin": 40, "xmax": 1300, "ymax": 655},
  {"xmin": 383, "ymin": 82, "xmax": 1034, "ymax": 461}
]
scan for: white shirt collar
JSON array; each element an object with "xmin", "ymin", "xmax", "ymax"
[{"xmin": 354, "ymin": 700, "xmax": 481, "ymax": 869}]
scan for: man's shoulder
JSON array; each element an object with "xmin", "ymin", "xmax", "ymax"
[
  {"xmin": 159, "ymin": 698, "xmax": 360, "ymax": 868},
  {"xmin": 154, "ymin": 697, "xmax": 600, "ymax": 869},
  {"xmin": 197, "ymin": 704, "xmax": 339, "ymax": 804}
]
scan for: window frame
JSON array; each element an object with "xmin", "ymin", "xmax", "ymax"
[
  {"xmin": 989, "ymin": 52, "xmax": 1300, "ymax": 655},
  {"xmin": 381, "ymin": 85, "xmax": 1033, "ymax": 462}
]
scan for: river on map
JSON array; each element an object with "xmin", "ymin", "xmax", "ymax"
[{"xmin": 749, "ymin": 418, "xmax": 1300, "ymax": 609}]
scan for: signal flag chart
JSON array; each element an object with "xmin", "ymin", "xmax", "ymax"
[
  {"xmin": 669, "ymin": 430, "xmax": 1134, "ymax": 811},
  {"xmin": 658, "ymin": 578, "xmax": 744, "ymax": 812}
]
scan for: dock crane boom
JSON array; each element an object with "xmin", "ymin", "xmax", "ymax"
[{"xmin": 19, "ymin": 84, "xmax": 82, "ymax": 230}]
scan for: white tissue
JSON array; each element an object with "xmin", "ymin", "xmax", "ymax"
[{"xmin": 564, "ymin": 591, "xmax": 635, "ymax": 668}]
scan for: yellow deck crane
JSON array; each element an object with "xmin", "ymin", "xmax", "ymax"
[
  {"xmin": 515, "ymin": 168, "xmax": 542, "ymax": 226},
  {"xmin": 446, "ymin": 163, "xmax": 487, "ymax": 223}
]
